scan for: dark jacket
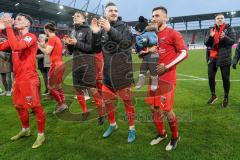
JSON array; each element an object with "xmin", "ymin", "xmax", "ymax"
[
  {"xmin": 92, "ymin": 20, "xmax": 133, "ymax": 90},
  {"xmin": 232, "ymin": 42, "xmax": 240, "ymax": 65},
  {"xmin": 67, "ymin": 23, "xmax": 97, "ymax": 89},
  {"xmin": 205, "ymin": 24, "xmax": 236, "ymax": 67},
  {"xmin": 67, "ymin": 23, "xmax": 94, "ymax": 57}
]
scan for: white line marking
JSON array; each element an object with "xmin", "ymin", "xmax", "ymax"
[
  {"xmin": 177, "ymin": 79, "xmax": 240, "ymax": 82},
  {"xmin": 177, "ymin": 73, "xmax": 207, "ymax": 80}
]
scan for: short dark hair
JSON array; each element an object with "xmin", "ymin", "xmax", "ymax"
[
  {"xmin": 16, "ymin": 13, "xmax": 33, "ymax": 25},
  {"xmin": 152, "ymin": 6, "xmax": 168, "ymax": 14},
  {"xmin": 105, "ymin": 2, "xmax": 117, "ymax": 9},
  {"xmin": 44, "ymin": 22, "xmax": 56, "ymax": 32},
  {"xmin": 75, "ymin": 11, "xmax": 86, "ymax": 20},
  {"xmin": 215, "ymin": 13, "xmax": 225, "ymax": 18}
]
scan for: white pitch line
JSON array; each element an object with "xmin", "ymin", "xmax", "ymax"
[
  {"xmin": 177, "ymin": 73, "xmax": 207, "ymax": 80},
  {"xmin": 177, "ymin": 79, "xmax": 205, "ymax": 81},
  {"xmin": 177, "ymin": 78, "xmax": 240, "ymax": 82},
  {"xmin": 177, "ymin": 73, "xmax": 240, "ymax": 82}
]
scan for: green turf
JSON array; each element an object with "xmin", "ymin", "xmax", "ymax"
[{"xmin": 0, "ymin": 50, "xmax": 240, "ymax": 160}]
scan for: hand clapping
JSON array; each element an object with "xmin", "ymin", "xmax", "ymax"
[
  {"xmin": 90, "ymin": 17, "xmax": 111, "ymax": 33},
  {"xmin": 90, "ymin": 18, "xmax": 101, "ymax": 33},
  {"xmin": 1, "ymin": 13, "xmax": 14, "ymax": 28}
]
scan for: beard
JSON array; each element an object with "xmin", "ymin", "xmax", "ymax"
[
  {"xmin": 108, "ymin": 15, "xmax": 118, "ymax": 22},
  {"xmin": 152, "ymin": 21, "xmax": 163, "ymax": 31}
]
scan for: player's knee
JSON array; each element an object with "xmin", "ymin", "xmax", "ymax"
[
  {"xmin": 75, "ymin": 88, "xmax": 84, "ymax": 95},
  {"xmin": 104, "ymin": 99, "xmax": 112, "ymax": 104},
  {"xmin": 153, "ymin": 106, "xmax": 160, "ymax": 111},
  {"xmin": 123, "ymin": 100, "xmax": 133, "ymax": 107},
  {"xmin": 89, "ymin": 87, "xmax": 98, "ymax": 94},
  {"xmin": 165, "ymin": 110, "xmax": 176, "ymax": 121}
]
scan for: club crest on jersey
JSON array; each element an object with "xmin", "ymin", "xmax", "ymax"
[
  {"xmin": 24, "ymin": 36, "xmax": 32, "ymax": 43},
  {"xmin": 26, "ymin": 96, "xmax": 32, "ymax": 101},
  {"xmin": 159, "ymin": 37, "xmax": 166, "ymax": 43},
  {"xmin": 161, "ymin": 96, "xmax": 166, "ymax": 103}
]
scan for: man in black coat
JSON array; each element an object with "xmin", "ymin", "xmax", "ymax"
[
  {"xmin": 90, "ymin": 2, "xmax": 136, "ymax": 143},
  {"xmin": 63, "ymin": 11, "xmax": 105, "ymax": 124},
  {"xmin": 205, "ymin": 13, "xmax": 236, "ymax": 107}
]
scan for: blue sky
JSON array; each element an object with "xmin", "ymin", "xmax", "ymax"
[{"xmin": 48, "ymin": 0, "xmax": 240, "ymax": 21}]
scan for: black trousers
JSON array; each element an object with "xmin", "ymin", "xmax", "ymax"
[
  {"xmin": 140, "ymin": 52, "xmax": 159, "ymax": 76},
  {"xmin": 39, "ymin": 67, "xmax": 49, "ymax": 93},
  {"xmin": 208, "ymin": 60, "xmax": 230, "ymax": 98}
]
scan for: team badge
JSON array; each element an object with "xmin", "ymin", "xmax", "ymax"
[
  {"xmin": 24, "ymin": 36, "xmax": 32, "ymax": 43},
  {"xmin": 161, "ymin": 96, "xmax": 166, "ymax": 103}
]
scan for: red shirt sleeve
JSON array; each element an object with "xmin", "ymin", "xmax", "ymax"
[
  {"xmin": 165, "ymin": 31, "xmax": 188, "ymax": 69},
  {"xmin": 173, "ymin": 31, "xmax": 188, "ymax": 53},
  {"xmin": 0, "ymin": 40, "xmax": 10, "ymax": 51},
  {"xmin": 47, "ymin": 37, "xmax": 56, "ymax": 47},
  {"xmin": 6, "ymin": 27, "xmax": 36, "ymax": 51},
  {"xmin": 23, "ymin": 34, "xmax": 37, "ymax": 47}
]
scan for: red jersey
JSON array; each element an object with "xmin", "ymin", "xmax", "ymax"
[
  {"xmin": 47, "ymin": 35, "xmax": 63, "ymax": 64},
  {"xmin": 0, "ymin": 27, "xmax": 38, "ymax": 81},
  {"xmin": 157, "ymin": 27, "xmax": 188, "ymax": 84}
]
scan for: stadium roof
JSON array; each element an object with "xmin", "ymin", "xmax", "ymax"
[
  {"xmin": 0, "ymin": 0, "xmax": 100, "ymax": 25},
  {"xmin": 168, "ymin": 11, "xmax": 240, "ymax": 23},
  {"xmin": 128, "ymin": 10, "xmax": 240, "ymax": 26}
]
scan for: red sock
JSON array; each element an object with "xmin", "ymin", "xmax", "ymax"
[
  {"xmin": 77, "ymin": 93, "xmax": 88, "ymax": 113},
  {"xmin": 96, "ymin": 81, "xmax": 102, "ymax": 95},
  {"xmin": 32, "ymin": 106, "xmax": 46, "ymax": 133},
  {"xmin": 16, "ymin": 107, "xmax": 29, "ymax": 129},
  {"xmin": 123, "ymin": 101, "xmax": 135, "ymax": 126},
  {"xmin": 106, "ymin": 103, "xmax": 115, "ymax": 124},
  {"xmin": 93, "ymin": 92, "xmax": 105, "ymax": 116},
  {"xmin": 58, "ymin": 88, "xmax": 66, "ymax": 104},
  {"xmin": 168, "ymin": 116, "xmax": 179, "ymax": 139},
  {"xmin": 50, "ymin": 89, "xmax": 63, "ymax": 105},
  {"xmin": 152, "ymin": 109, "xmax": 166, "ymax": 135}
]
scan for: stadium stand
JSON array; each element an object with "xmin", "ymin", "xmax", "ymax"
[
  {"xmin": 128, "ymin": 11, "xmax": 240, "ymax": 46},
  {"xmin": 0, "ymin": 0, "xmax": 101, "ymax": 35}
]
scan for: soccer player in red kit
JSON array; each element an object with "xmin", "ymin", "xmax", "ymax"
[
  {"xmin": 38, "ymin": 22, "xmax": 68, "ymax": 114},
  {"xmin": 0, "ymin": 13, "xmax": 45, "ymax": 149},
  {"xmin": 145, "ymin": 6, "xmax": 188, "ymax": 151}
]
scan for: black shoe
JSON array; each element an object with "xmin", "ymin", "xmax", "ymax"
[
  {"xmin": 207, "ymin": 95, "xmax": 218, "ymax": 104},
  {"xmin": 53, "ymin": 104, "xmax": 68, "ymax": 114},
  {"xmin": 97, "ymin": 116, "xmax": 105, "ymax": 126},
  {"xmin": 165, "ymin": 137, "xmax": 180, "ymax": 151},
  {"xmin": 222, "ymin": 98, "xmax": 228, "ymax": 108},
  {"xmin": 81, "ymin": 111, "xmax": 90, "ymax": 121}
]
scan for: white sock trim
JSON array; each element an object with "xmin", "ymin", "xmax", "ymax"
[
  {"xmin": 22, "ymin": 128, "xmax": 30, "ymax": 131},
  {"xmin": 129, "ymin": 126, "xmax": 135, "ymax": 130},
  {"xmin": 110, "ymin": 122, "xmax": 117, "ymax": 126}
]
